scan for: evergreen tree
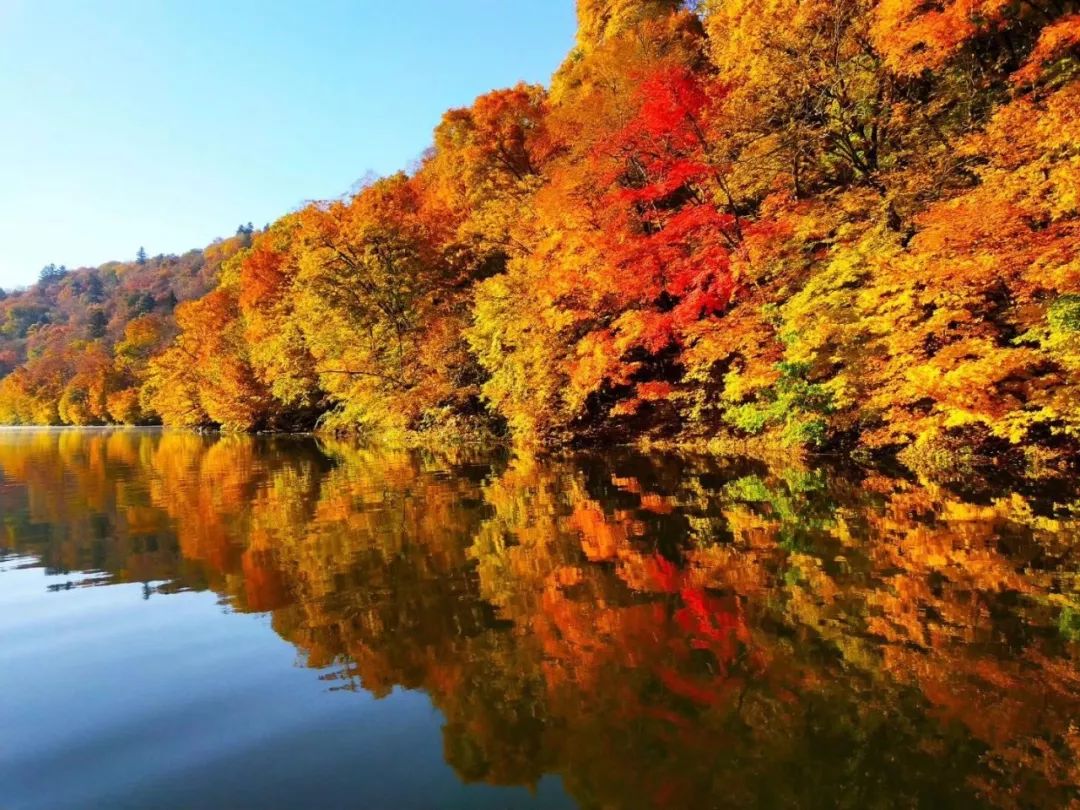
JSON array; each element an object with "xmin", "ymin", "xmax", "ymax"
[
  {"xmin": 88, "ymin": 308, "xmax": 108, "ymax": 339},
  {"xmin": 39, "ymin": 264, "xmax": 67, "ymax": 284}
]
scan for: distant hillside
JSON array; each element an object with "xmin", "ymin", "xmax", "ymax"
[{"xmin": 0, "ymin": 229, "xmax": 252, "ymax": 423}]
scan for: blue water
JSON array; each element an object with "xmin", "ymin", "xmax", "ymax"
[{"xmin": 0, "ymin": 561, "xmax": 572, "ymax": 809}]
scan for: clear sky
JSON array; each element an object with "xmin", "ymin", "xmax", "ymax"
[{"xmin": 0, "ymin": 1, "xmax": 576, "ymax": 289}]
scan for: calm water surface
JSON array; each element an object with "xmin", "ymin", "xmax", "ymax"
[{"xmin": 2, "ymin": 428, "xmax": 1079, "ymax": 809}]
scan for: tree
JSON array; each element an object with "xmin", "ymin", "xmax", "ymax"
[
  {"xmin": 142, "ymin": 289, "xmax": 274, "ymax": 430},
  {"xmin": 87, "ymin": 308, "xmax": 108, "ymax": 339},
  {"xmin": 39, "ymin": 264, "xmax": 67, "ymax": 284},
  {"xmin": 136, "ymin": 246, "xmax": 147, "ymax": 265},
  {"xmin": 84, "ymin": 273, "xmax": 104, "ymax": 303},
  {"xmin": 126, "ymin": 291, "xmax": 156, "ymax": 316},
  {"xmin": 288, "ymin": 173, "xmax": 479, "ymax": 436},
  {"xmin": 3, "ymin": 304, "xmax": 50, "ymax": 339}
]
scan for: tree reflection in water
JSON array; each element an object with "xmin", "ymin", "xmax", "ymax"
[{"xmin": 2, "ymin": 429, "xmax": 1078, "ymax": 808}]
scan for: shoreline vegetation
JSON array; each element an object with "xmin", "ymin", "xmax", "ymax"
[{"xmin": 1, "ymin": 0, "xmax": 1078, "ymax": 485}]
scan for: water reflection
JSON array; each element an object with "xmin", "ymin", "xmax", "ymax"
[{"xmin": 2, "ymin": 428, "xmax": 1079, "ymax": 808}]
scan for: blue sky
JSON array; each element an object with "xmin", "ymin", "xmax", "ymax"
[{"xmin": 0, "ymin": 1, "xmax": 576, "ymax": 289}]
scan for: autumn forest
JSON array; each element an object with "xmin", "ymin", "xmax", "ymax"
[{"xmin": 2, "ymin": 0, "xmax": 1079, "ymax": 478}]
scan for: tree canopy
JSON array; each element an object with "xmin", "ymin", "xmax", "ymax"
[{"xmin": 1, "ymin": 0, "xmax": 1078, "ymax": 479}]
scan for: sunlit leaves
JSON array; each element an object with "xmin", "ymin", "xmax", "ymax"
[{"xmin": 1, "ymin": 0, "xmax": 1079, "ymax": 470}]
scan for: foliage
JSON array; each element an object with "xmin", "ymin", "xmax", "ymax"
[{"xmin": 2, "ymin": 0, "xmax": 1079, "ymax": 473}]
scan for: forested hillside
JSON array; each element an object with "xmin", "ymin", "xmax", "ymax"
[
  {"xmin": 2, "ymin": 0, "xmax": 1078, "ymax": 475},
  {"xmin": 0, "ymin": 231, "xmax": 252, "ymax": 424}
]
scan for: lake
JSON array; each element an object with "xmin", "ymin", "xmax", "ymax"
[{"xmin": 1, "ymin": 428, "xmax": 1079, "ymax": 809}]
